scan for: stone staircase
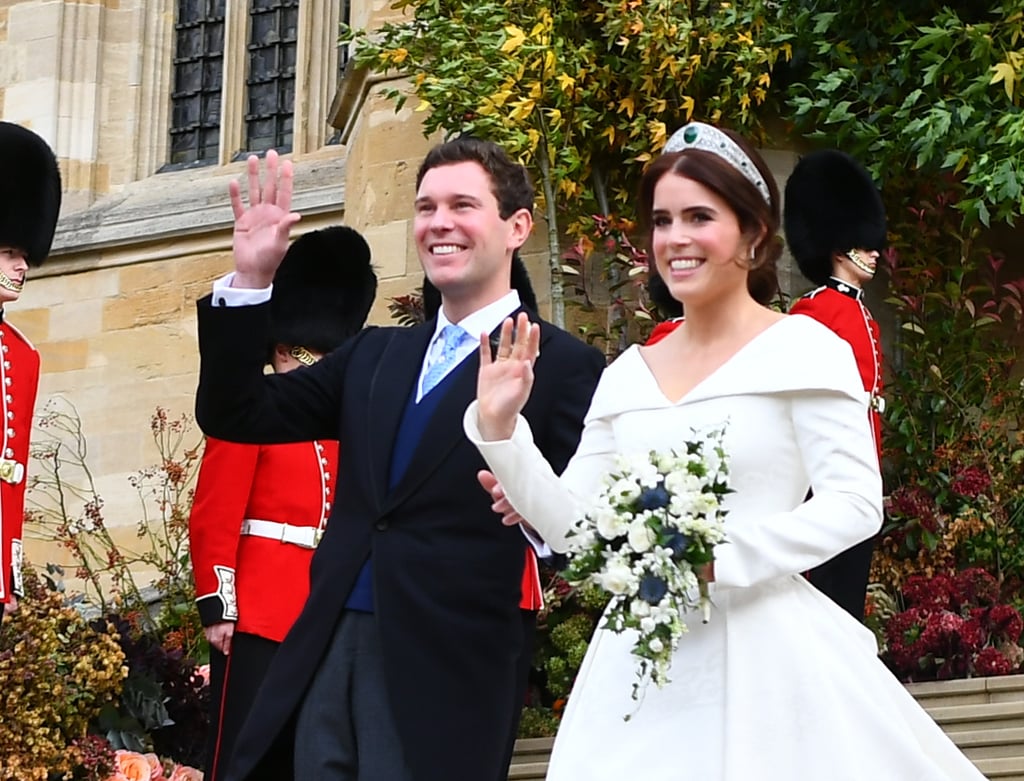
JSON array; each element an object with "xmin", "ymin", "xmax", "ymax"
[
  {"xmin": 508, "ymin": 737, "xmax": 554, "ymax": 780},
  {"xmin": 509, "ymin": 675, "xmax": 1024, "ymax": 780},
  {"xmin": 907, "ymin": 675, "xmax": 1024, "ymax": 781}
]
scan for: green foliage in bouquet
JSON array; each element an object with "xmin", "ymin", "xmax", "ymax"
[{"xmin": 0, "ymin": 568, "xmax": 126, "ymax": 781}]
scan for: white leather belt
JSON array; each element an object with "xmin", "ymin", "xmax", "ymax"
[{"xmin": 240, "ymin": 519, "xmax": 322, "ymax": 549}]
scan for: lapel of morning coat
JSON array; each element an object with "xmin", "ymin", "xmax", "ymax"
[
  {"xmin": 381, "ymin": 307, "xmax": 530, "ymax": 513},
  {"xmin": 365, "ymin": 322, "xmax": 434, "ymax": 515}
]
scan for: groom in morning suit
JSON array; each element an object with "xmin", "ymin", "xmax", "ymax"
[{"xmin": 194, "ymin": 138, "xmax": 606, "ymax": 781}]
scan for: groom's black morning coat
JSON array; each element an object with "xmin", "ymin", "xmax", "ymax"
[{"xmin": 195, "ymin": 295, "xmax": 605, "ymax": 781}]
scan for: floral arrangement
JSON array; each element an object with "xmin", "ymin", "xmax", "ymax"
[
  {"xmin": 880, "ymin": 568, "xmax": 1024, "ymax": 682},
  {"xmin": 562, "ymin": 430, "xmax": 730, "ymax": 702},
  {"xmin": 103, "ymin": 750, "xmax": 202, "ymax": 781},
  {"xmin": 0, "ymin": 568, "xmax": 127, "ymax": 781}
]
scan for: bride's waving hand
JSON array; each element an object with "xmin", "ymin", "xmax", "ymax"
[{"xmin": 476, "ymin": 311, "xmax": 540, "ymax": 441}]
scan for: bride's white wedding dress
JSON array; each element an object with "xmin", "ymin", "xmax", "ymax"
[{"xmin": 465, "ymin": 315, "xmax": 985, "ymax": 781}]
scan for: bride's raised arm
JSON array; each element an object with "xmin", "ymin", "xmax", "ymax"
[
  {"xmin": 467, "ymin": 313, "xmax": 614, "ymax": 551},
  {"xmin": 464, "ymin": 398, "xmax": 616, "ymax": 553}
]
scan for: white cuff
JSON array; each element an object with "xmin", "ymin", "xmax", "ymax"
[{"xmin": 212, "ymin": 273, "xmax": 273, "ymax": 306}]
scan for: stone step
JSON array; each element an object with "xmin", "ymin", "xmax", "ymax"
[
  {"xmin": 927, "ymin": 700, "xmax": 1024, "ymax": 732},
  {"xmin": 908, "ymin": 675, "xmax": 1024, "ymax": 708},
  {"xmin": 508, "ymin": 761, "xmax": 550, "ymax": 780},
  {"xmin": 510, "ymin": 737, "xmax": 555, "ymax": 762},
  {"xmin": 974, "ymin": 755, "xmax": 1024, "ymax": 779},
  {"xmin": 954, "ymin": 727, "xmax": 1024, "ymax": 761},
  {"xmin": 510, "ymin": 738, "xmax": 553, "ymax": 780}
]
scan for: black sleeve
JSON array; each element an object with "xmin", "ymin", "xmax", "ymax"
[{"xmin": 194, "ymin": 294, "xmax": 371, "ymax": 444}]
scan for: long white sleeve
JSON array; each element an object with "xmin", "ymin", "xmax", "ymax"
[{"xmin": 464, "ymin": 401, "xmax": 617, "ymax": 554}]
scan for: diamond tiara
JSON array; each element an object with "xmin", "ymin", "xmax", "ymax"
[{"xmin": 663, "ymin": 122, "xmax": 772, "ymax": 204}]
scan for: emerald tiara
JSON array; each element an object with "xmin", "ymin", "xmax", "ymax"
[{"xmin": 663, "ymin": 122, "xmax": 772, "ymax": 205}]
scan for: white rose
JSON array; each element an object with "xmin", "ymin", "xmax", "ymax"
[
  {"xmin": 627, "ymin": 520, "xmax": 655, "ymax": 553},
  {"xmin": 599, "ymin": 559, "xmax": 635, "ymax": 595},
  {"xmin": 609, "ymin": 478, "xmax": 641, "ymax": 503},
  {"xmin": 595, "ymin": 508, "xmax": 628, "ymax": 540},
  {"xmin": 630, "ymin": 599, "xmax": 651, "ymax": 617},
  {"xmin": 640, "ymin": 616, "xmax": 657, "ymax": 633},
  {"xmin": 649, "ymin": 637, "xmax": 664, "ymax": 654}
]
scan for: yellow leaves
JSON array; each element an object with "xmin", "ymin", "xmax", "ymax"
[
  {"xmin": 679, "ymin": 95, "xmax": 695, "ymax": 121},
  {"xmin": 391, "ymin": 47, "xmax": 409, "ymax": 64},
  {"xmin": 602, "ymin": 125, "xmax": 617, "ymax": 146},
  {"xmin": 557, "ymin": 72, "xmax": 576, "ymax": 93},
  {"xmin": 991, "ymin": 61, "xmax": 1017, "ymax": 102},
  {"xmin": 630, "ymin": 19, "xmax": 645, "ymax": 35},
  {"xmin": 415, "ymin": 99, "xmax": 432, "ymax": 113},
  {"xmin": 649, "ymin": 120, "xmax": 668, "ymax": 148},
  {"xmin": 780, "ymin": 42, "xmax": 793, "ymax": 62},
  {"xmin": 558, "ymin": 178, "xmax": 580, "ymax": 199},
  {"xmin": 618, "ymin": 95, "xmax": 636, "ymax": 118},
  {"xmin": 757, "ymin": 72, "xmax": 771, "ymax": 88},
  {"xmin": 526, "ymin": 128, "xmax": 541, "ymax": 152},
  {"xmin": 545, "ymin": 49, "xmax": 557, "ymax": 74},
  {"xmin": 502, "ymin": 25, "xmax": 527, "ymax": 54},
  {"xmin": 734, "ymin": 31, "xmax": 753, "ymax": 46},
  {"xmin": 509, "ymin": 98, "xmax": 536, "ymax": 121}
]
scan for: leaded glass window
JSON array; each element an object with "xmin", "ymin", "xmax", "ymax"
[
  {"xmin": 245, "ymin": 0, "xmax": 299, "ymax": 154},
  {"xmin": 168, "ymin": 0, "xmax": 225, "ymax": 166}
]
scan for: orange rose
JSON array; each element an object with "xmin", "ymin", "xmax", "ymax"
[
  {"xmin": 168, "ymin": 766, "xmax": 204, "ymax": 781},
  {"xmin": 145, "ymin": 753, "xmax": 166, "ymax": 780},
  {"xmin": 114, "ymin": 750, "xmax": 153, "ymax": 781},
  {"xmin": 103, "ymin": 774, "xmax": 130, "ymax": 781}
]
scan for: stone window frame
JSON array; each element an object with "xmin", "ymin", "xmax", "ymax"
[
  {"xmin": 163, "ymin": 0, "xmax": 348, "ymax": 171},
  {"xmin": 49, "ymin": 0, "xmax": 355, "ymax": 265}
]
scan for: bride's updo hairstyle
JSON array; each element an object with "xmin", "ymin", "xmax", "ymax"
[{"xmin": 639, "ymin": 123, "xmax": 783, "ymax": 306}]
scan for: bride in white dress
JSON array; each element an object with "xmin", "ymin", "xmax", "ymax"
[{"xmin": 463, "ymin": 123, "xmax": 987, "ymax": 780}]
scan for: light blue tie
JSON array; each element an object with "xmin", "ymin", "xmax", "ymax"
[{"xmin": 422, "ymin": 324, "xmax": 471, "ymax": 394}]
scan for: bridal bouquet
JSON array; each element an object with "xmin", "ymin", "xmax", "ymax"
[{"xmin": 562, "ymin": 427, "xmax": 731, "ymax": 702}]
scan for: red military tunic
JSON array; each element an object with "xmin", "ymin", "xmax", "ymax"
[
  {"xmin": 189, "ymin": 437, "xmax": 339, "ymax": 642},
  {"xmin": 789, "ymin": 277, "xmax": 883, "ymax": 463},
  {"xmin": 0, "ymin": 319, "xmax": 40, "ymax": 603}
]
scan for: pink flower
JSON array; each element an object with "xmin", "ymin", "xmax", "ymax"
[
  {"xmin": 112, "ymin": 750, "xmax": 153, "ymax": 781},
  {"xmin": 145, "ymin": 754, "xmax": 166, "ymax": 780},
  {"xmin": 168, "ymin": 765, "xmax": 204, "ymax": 781},
  {"xmin": 196, "ymin": 663, "xmax": 211, "ymax": 686}
]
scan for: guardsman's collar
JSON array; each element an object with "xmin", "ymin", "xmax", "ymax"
[{"xmin": 826, "ymin": 276, "xmax": 863, "ymax": 300}]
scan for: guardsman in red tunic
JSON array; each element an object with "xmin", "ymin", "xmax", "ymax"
[
  {"xmin": 784, "ymin": 149, "xmax": 887, "ymax": 622},
  {"xmin": 189, "ymin": 226, "xmax": 376, "ymax": 781},
  {"xmin": 0, "ymin": 123, "xmax": 61, "ymax": 624}
]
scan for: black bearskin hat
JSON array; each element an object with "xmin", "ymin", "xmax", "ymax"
[
  {"xmin": 421, "ymin": 250, "xmax": 538, "ymax": 320},
  {"xmin": 0, "ymin": 122, "xmax": 61, "ymax": 266},
  {"xmin": 270, "ymin": 226, "xmax": 377, "ymax": 355},
  {"xmin": 784, "ymin": 150, "xmax": 886, "ymax": 286}
]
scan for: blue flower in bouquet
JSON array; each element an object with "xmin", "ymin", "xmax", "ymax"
[
  {"xmin": 638, "ymin": 483, "xmax": 670, "ymax": 510},
  {"xmin": 665, "ymin": 531, "xmax": 692, "ymax": 560},
  {"xmin": 639, "ymin": 575, "xmax": 669, "ymax": 605},
  {"xmin": 562, "ymin": 425, "xmax": 731, "ymax": 706}
]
